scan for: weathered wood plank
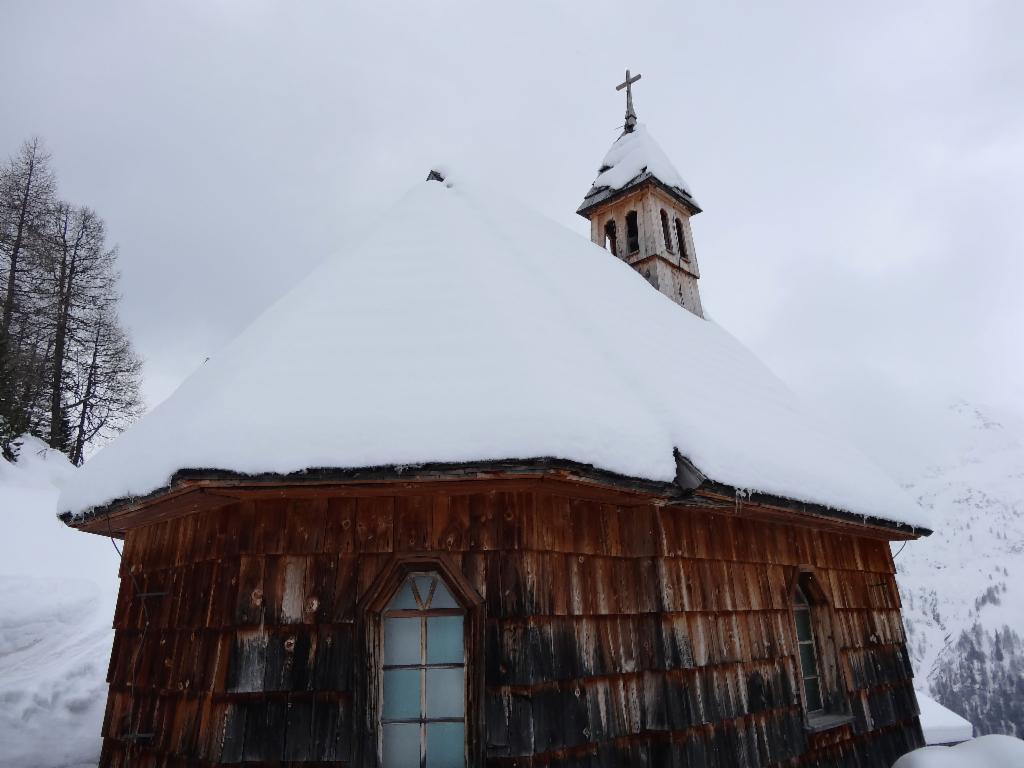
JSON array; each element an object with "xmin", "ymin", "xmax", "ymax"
[
  {"xmin": 355, "ymin": 496, "xmax": 393, "ymax": 553},
  {"xmin": 395, "ymin": 494, "xmax": 433, "ymax": 552},
  {"xmin": 323, "ymin": 495, "xmax": 357, "ymax": 555},
  {"xmin": 285, "ymin": 497, "xmax": 327, "ymax": 555}
]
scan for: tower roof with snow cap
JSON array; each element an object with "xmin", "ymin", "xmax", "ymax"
[
  {"xmin": 58, "ymin": 175, "xmax": 929, "ymax": 532},
  {"xmin": 577, "ymin": 124, "xmax": 701, "ymax": 217}
]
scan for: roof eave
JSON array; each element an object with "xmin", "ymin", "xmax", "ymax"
[
  {"xmin": 694, "ymin": 481, "xmax": 931, "ymax": 540},
  {"xmin": 576, "ymin": 175, "xmax": 703, "ymax": 219},
  {"xmin": 62, "ymin": 454, "xmax": 930, "ymax": 541},
  {"xmin": 60, "ymin": 458, "xmax": 695, "ymax": 537},
  {"xmin": 672, "ymin": 450, "xmax": 929, "ymax": 539}
]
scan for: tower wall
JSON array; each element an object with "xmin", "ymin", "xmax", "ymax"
[{"xmin": 586, "ymin": 183, "xmax": 704, "ymax": 317}]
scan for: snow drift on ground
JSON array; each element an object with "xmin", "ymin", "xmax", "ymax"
[
  {"xmin": 58, "ymin": 178, "xmax": 925, "ymax": 530},
  {"xmin": 0, "ymin": 436, "xmax": 119, "ymax": 768},
  {"xmin": 892, "ymin": 734, "xmax": 1024, "ymax": 767}
]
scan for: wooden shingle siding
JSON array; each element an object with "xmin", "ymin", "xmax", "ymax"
[{"xmin": 98, "ymin": 482, "xmax": 923, "ymax": 766}]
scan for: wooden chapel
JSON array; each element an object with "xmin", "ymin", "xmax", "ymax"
[{"xmin": 61, "ymin": 72, "xmax": 931, "ymax": 768}]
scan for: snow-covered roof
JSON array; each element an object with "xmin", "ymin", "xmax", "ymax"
[
  {"xmin": 578, "ymin": 124, "xmax": 699, "ymax": 214},
  {"xmin": 59, "ymin": 177, "xmax": 928, "ymax": 529},
  {"xmin": 916, "ymin": 692, "xmax": 973, "ymax": 745}
]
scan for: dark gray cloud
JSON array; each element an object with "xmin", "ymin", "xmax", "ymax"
[{"xmin": 3, "ymin": 1, "xmax": 1021, "ymax": 466}]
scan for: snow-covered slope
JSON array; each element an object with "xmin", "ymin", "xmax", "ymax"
[
  {"xmin": 0, "ymin": 437, "xmax": 119, "ymax": 768},
  {"xmin": 895, "ymin": 402, "xmax": 1024, "ymax": 736}
]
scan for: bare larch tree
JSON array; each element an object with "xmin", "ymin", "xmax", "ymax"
[
  {"xmin": 0, "ymin": 138, "xmax": 56, "ymax": 445},
  {"xmin": 0, "ymin": 137, "xmax": 143, "ymax": 461}
]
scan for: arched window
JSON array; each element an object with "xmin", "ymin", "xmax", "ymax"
[
  {"xmin": 794, "ymin": 583, "xmax": 824, "ymax": 713},
  {"xmin": 660, "ymin": 209, "xmax": 674, "ymax": 253},
  {"xmin": 625, "ymin": 210, "xmax": 640, "ymax": 254},
  {"xmin": 604, "ymin": 220, "xmax": 618, "ymax": 256},
  {"xmin": 790, "ymin": 572, "xmax": 851, "ymax": 729},
  {"xmin": 381, "ymin": 571, "xmax": 466, "ymax": 768},
  {"xmin": 675, "ymin": 218, "xmax": 688, "ymax": 261}
]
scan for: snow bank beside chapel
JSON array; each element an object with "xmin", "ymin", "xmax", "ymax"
[
  {"xmin": 893, "ymin": 735, "xmax": 1024, "ymax": 767},
  {"xmin": 916, "ymin": 691, "xmax": 973, "ymax": 745},
  {"xmin": 59, "ymin": 179, "xmax": 927, "ymax": 529},
  {"xmin": 0, "ymin": 437, "xmax": 118, "ymax": 766}
]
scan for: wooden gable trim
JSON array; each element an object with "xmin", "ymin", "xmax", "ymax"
[{"xmin": 358, "ymin": 552, "xmax": 485, "ymax": 615}]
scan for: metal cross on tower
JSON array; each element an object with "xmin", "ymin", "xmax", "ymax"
[{"xmin": 616, "ymin": 69, "xmax": 642, "ymax": 133}]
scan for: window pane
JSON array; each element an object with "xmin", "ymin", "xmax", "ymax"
[
  {"xmin": 384, "ymin": 617, "xmax": 421, "ymax": 666},
  {"xmin": 426, "ymin": 667, "xmax": 464, "ymax": 718},
  {"xmin": 794, "ymin": 586, "xmax": 808, "ymax": 606},
  {"xmin": 414, "ymin": 574, "xmax": 435, "ymax": 606},
  {"xmin": 795, "ymin": 609, "xmax": 812, "ymax": 641},
  {"xmin": 383, "ymin": 722, "xmax": 421, "ymax": 767},
  {"xmin": 388, "ymin": 580, "xmax": 418, "ymax": 610},
  {"xmin": 803, "ymin": 676, "xmax": 823, "ymax": 711},
  {"xmin": 426, "ymin": 721, "xmax": 465, "ymax": 768},
  {"xmin": 799, "ymin": 642, "xmax": 819, "ymax": 678},
  {"xmin": 431, "ymin": 580, "xmax": 459, "ymax": 609},
  {"xmin": 427, "ymin": 616, "xmax": 463, "ymax": 664},
  {"xmin": 383, "ymin": 668, "xmax": 421, "ymax": 720}
]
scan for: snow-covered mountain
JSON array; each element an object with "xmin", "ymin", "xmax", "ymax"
[
  {"xmin": 895, "ymin": 401, "xmax": 1024, "ymax": 737},
  {"xmin": 0, "ymin": 437, "xmax": 118, "ymax": 768}
]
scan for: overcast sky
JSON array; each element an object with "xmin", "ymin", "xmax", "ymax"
[{"xmin": 3, "ymin": 1, "xmax": 1021, "ymax": 476}]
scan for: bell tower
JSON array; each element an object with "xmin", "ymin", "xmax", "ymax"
[{"xmin": 577, "ymin": 70, "xmax": 705, "ymax": 318}]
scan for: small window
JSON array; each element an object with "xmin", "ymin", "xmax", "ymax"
[
  {"xmin": 660, "ymin": 209, "xmax": 674, "ymax": 253},
  {"xmin": 603, "ymin": 220, "xmax": 618, "ymax": 256},
  {"xmin": 625, "ymin": 210, "xmax": 640, "ymax": 253},
  {"xmin": 794, "ymin": 584, "xmax": 824, "ymax": 713},
  {"xmin": 675, "ymin": 218, "xmax": 688, "ymax": 260},
  {"xmin": 381, "ymin": 571, "xmax": 465, "ymax": 768},
  {"xmin": 789, "ymin": 573, "xmax": 852, "ymax": 731}
]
